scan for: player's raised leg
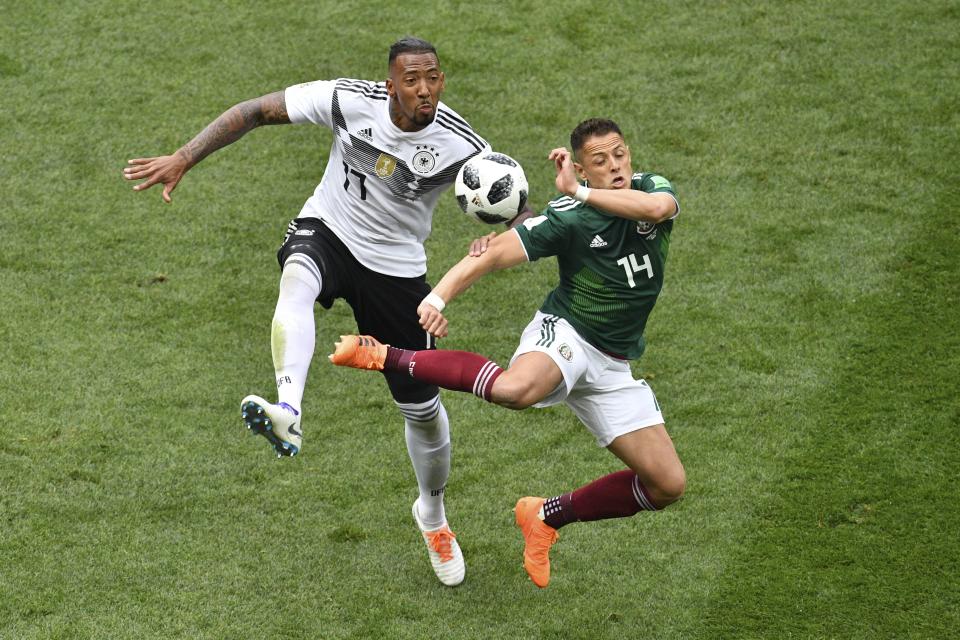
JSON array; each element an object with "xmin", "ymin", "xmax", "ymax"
[
  {"xmin": 331, "ymin": 335, "xmax": 506, "ymax": 401},
  {"xmin": 331, "ymin": 335, "xmax": 571, "ymax": 412},
  {"xmin": 242, "ymin": 256, "xmax": 320, "ymax": 457}
]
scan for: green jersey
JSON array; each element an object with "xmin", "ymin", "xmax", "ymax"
[{"xmin": 513, "ymin": 172, "xmax": 677, "ymax": 360}]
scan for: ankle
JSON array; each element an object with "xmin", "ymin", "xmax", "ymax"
[{"xmin": 385, "ymin": 345, "xmax": 414, "ymax": 372}]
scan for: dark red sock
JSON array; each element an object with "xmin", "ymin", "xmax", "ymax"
[
  {"xmin": 543, "ymin": 470, "xmax": 659, "ymax": 529},
  {"xmin": 385, "ymin": 347, "xmax": 503, "ymax": 401},
  {"xmin": 572, "ymin": 469, "xmax": 659, "ymax": 519},
  {"xmin": 542, "ymin": 493, "xmax": 576, "ymax": 529}
]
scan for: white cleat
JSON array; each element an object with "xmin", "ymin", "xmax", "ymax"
[
  {"xmin": 240, "ymin": 395, "xmax": 302, "ymax": 457},
  {"xmin": 412, "ymin": 499, "xmax": 465, "ymax": 587}
]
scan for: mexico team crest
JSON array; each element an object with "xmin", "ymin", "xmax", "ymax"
[
  {"xmin": 636, "ymin": 220, "xmax": 657, "ymax": 239},
  {"xmin": 558, "ymin": 343, "xmax": 573, "ymax": 361},
  {"xmin": 376, "ymin": 153, "xmax": 397, "ymax": 178}
]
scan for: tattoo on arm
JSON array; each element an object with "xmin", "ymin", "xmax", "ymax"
[
  {"xmin": 178, "ymin": 90, "xmax": 290, "ymax": 167},
  {"xmin": 258, "ymin": 91, "xmax": 289, "ymax": 124}
]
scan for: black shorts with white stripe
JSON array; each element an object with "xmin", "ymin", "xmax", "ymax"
[{"xmin": 277, "ymin": 217, "xmax": 439, "ymax": 404}]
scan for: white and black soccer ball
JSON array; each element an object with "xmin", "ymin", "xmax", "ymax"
[{"xmin": 454, "ymin": 152, "xmax": 528, "ymax": 224}]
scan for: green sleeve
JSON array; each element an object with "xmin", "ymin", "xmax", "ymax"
[
  {"xmin": 513, "ymin": 208, "xmax": 571, "ymax": 261},
  {"xmin": 638, "ymin": 173, "xmax": 677, "ymax": 197}
]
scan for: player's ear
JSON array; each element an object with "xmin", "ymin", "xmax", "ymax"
[
  {"xmin": 385, "ymin": 77, "xmax": 396, "ymax": 98},
  {"xmin": 439, "ymin": 71, "xmax": 446, "ymax": 91},
  {"xmin": 573, "ymin": 161, "xmax": 587, "ymax": 181}
]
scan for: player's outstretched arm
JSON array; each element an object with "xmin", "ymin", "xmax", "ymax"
[
  {"xmin": 418, "ymin": 230, "xmax": 528, "ymax": 338},
  {"xmin": 467, "ymin": 204, "xmax": 537, "ymax": 257},
  {"xmin": 123, "ymin": 90, "xmax": 290, "ymax": 203}
]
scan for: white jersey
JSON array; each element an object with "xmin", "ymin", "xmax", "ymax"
[{"xmin": 285, "ymin": 78, "xmax": 488, "ymax": 277}]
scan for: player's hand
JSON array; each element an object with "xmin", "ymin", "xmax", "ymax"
[
  {"xmin": 418, "ymin": 300, "xmax": 449, "ymax": 338},
  {"xmin": 548, "ymin": 146, "xmax": 579, "ymax": 197},
  {"xmin": 123, "ymin": 152, "xmax": 189, "ymax": 203},
  {"xmin": 548, "ymin": 146, "xmax": 570, "ymax": 168},
  {"xmin": 468, "ymin": 232, "xmax": 497, "ymax": 257}
]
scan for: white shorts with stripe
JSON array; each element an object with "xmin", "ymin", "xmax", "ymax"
[{"xmin": 509, "ymin": 311, "xmax": 664, "ymax": 447}]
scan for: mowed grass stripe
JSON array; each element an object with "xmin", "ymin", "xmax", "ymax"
[
  {"xmin": 698, "ymin": 196, "xmax": 959, "ymax": 638},
  {"xmin": 679, "ymin": 3, "xmax": 959, "ymax": 636},
  {"xmin": 692, "ymin": 5, "xmax": 960, "ymax": 629}
]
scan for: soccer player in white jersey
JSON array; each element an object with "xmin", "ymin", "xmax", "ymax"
[
  {"xmin": 332, "ymin": 118, "xmax": 686, "ymax": 588},
  {"xmin": 123, "ymin": 37, "xmax": 499, "ymax": 587}
]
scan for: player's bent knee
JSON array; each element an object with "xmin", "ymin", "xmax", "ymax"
[
  {"xmin": 658, "ymin": 465, "xmax": 687, "ymax": 506},
  {"xmin": 490, "ymin": 376, "xmax": 541, "ymax": 410},
  {"xmin": 278, "ymin": 258, "xmax": 322, "ymax": 301},
  {"xmin": 646, "ymin": 463, "xmax": 686, "ymax": 508}
]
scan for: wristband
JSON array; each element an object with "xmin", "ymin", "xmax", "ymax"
[
  {"xmin": 574, "ymin": 184, "xmax": 592, "ymax": 203},
  {"xmin": 423, "ymin": 292, "xmax": 446, "ymax": 312}
]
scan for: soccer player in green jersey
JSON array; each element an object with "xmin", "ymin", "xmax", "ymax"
[{"xmin": 331, "ymin": 118, "xmax": 686, "ymax": 588}]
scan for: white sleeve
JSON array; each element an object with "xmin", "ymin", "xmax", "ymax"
[{"xmin": 284, "ymin": 80, "xmax": 337, "ymax": 127}]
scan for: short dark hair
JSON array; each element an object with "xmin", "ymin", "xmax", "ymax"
[
  {"xmin": 389, "ymin": 36, "xmax": 438, "ymax": 66},
  {"xmin": 570, "ymin": 118, "xmax": 624, "ymax": 156}
]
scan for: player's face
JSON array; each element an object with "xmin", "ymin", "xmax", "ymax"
[
  {"xmin": 574, "ymin": 132, "xmax": 633, "ymax": 190},
  {"xmin": 386, "ymin": 52, "xmax": 445, "ymax": 132}
]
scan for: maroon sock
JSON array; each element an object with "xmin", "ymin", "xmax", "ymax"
[
  {"xmin": 542, "ymin": 493, "xmax": 576, "ymax": 529},
  {"xmin": 385, "ymin": 347, "xmax": 503, "ymax": 401},
  {"xmin": 543, "ymin": 470, "xmax": 659, "ymax": 529}
]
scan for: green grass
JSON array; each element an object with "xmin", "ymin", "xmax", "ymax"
[{"xmin": 2, "ymin": 1, "xmax": 958, "ymax": 638}]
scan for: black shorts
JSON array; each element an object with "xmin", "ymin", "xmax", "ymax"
[{"xmin": 277, "ymin": 217, "xmax": 439, "ymax": 404}]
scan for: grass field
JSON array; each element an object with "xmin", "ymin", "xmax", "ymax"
[{"xmin": 2, "ymin": 1, "xmax": 958, "ymax": 638}]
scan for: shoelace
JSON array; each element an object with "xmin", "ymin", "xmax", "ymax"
[{"xmin": 426, "ymin": 528, "xmax": 456, "ymax": 563}]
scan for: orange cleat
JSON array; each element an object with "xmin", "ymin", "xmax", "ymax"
[
  {"xmin": 514, "ymin": 496, "xmax": 560, "ymax": 588},
  {"xmin": 329, "ymin": 335, "xmax": 387, "ymax": 370}
]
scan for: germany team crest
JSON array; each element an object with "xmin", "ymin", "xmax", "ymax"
[{"xmin": 412, "ymin": 145, "xmax": 439, "ymax": 174}]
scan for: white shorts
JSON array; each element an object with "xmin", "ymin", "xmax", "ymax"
[{"xmin": 509, "ymin": 311, "xmax": 664, "ymax": 447}]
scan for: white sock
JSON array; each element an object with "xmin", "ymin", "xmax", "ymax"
[
  {"xmin": 399, "ymin": 397, "xmax": 450, "ymax": 529},
  {"xmin": 272, "ymin": 257, "xmax": 321, "ymax": 413}
]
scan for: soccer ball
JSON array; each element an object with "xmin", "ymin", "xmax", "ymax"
[{"xmin": 454, "ymin": 152, "xmax": 528, "ymax": 224}]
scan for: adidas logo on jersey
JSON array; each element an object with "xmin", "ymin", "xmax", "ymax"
[
  {"xmin": 356, "ymin": 127, "xmax": 373, "ymax": 141},
  {"xmin": 589, "ymin": 235, "xmax": 608, "ymax": 248}
]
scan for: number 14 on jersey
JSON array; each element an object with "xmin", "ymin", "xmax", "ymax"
[{"xmin": 616, "ymin": 253, "xmax": 653, "ymax": 288}]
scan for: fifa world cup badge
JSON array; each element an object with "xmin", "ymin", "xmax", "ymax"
[{"xmin": 376, "ymin": 153, "xmax": 397, "ymax": 178}]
